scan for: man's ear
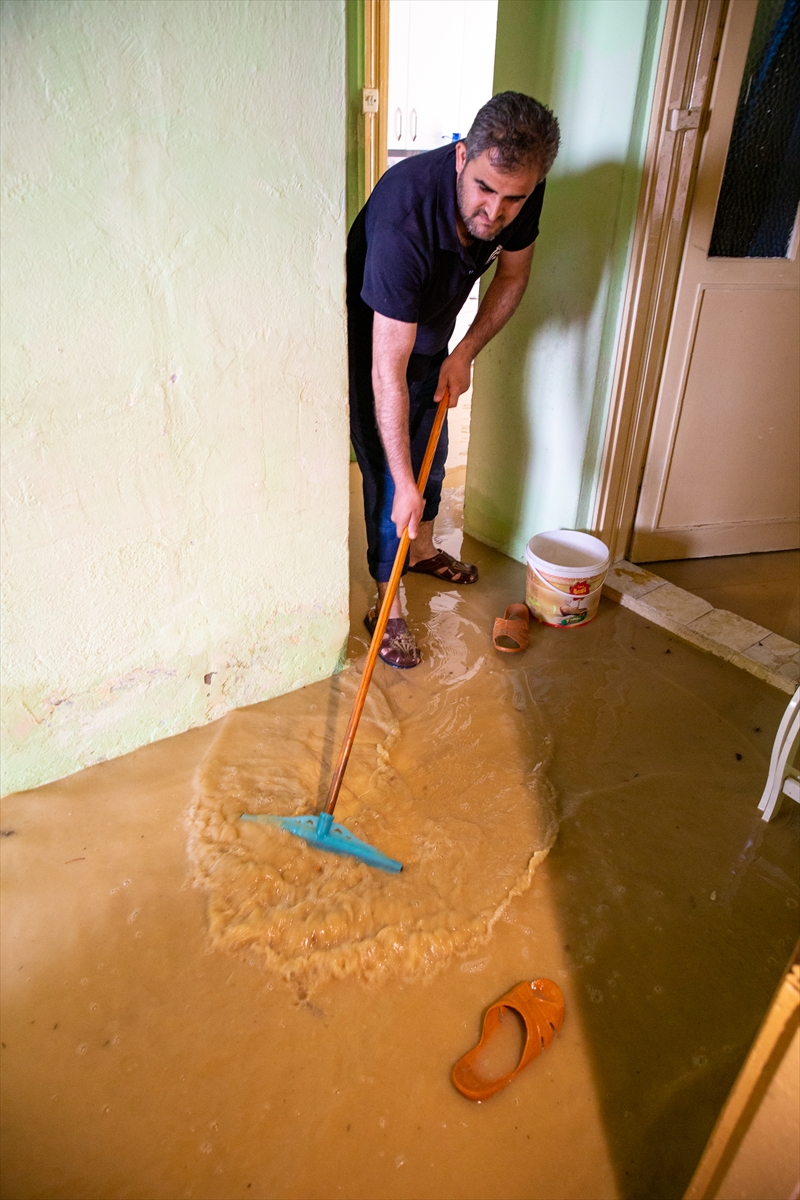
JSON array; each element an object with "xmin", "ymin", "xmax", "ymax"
[{"xmin": 455, "ymin": 141, "xmax": 467, "ymax": 174}]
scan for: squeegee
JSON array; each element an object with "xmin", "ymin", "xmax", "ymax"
[{"xmin": 241, "ymin": 390, "xmax": 450, "ymax": 872}]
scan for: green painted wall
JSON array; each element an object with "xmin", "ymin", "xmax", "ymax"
[
  {"xmin": 0, "ymin": 0, "xmax": 350, "ymax": 795},
  {"xmin": 466, "ymin": 0, "xmax": 665, "ymax": 560}
]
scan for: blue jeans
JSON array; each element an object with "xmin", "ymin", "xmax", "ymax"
[{"xmin": 349, "ymin": 350, "xmax": 449, "ymax": 583}]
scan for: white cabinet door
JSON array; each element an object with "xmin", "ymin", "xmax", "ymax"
[
  {"xmin": 387, "ymin": 1, "xmax": 498, "ymax": 168},
  {"xmin": 406, "ymin": 1, "xmax": 463, "ymax": 152},
  {"xmin": 458, "ymin": 1, "xmax": 501, "ymax": 137},
  {"xmin": 387, "ymin": 0, "xmax": 411, "ymax": 157}
]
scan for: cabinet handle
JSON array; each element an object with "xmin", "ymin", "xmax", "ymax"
[
  {"xmin": 395, "ymin": 107, "xmax": 402, "ymax": 141},
  {"xmin": 411, "ymin": 108, "xmax": 418, "ymax": 142}
]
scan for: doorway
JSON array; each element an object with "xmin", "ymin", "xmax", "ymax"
[
  {"xmin": 628, "ymin": 0, "xmax": 800, "ymax": 639},
  {"xmin": 386, "ymin": 0, "xmax": 499, "ymax": 474}
]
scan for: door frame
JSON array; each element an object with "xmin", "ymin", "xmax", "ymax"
[
  {"xmin": 592, "ymin": 0, "xmax": 731, "ymax": 563},
  {"xmin": 364, "ymin": 0, "xmax": 390, "ymax": 199},
  {"xmin": 346, "ymin": 0, "xmax": 389, "ymax": 228}
]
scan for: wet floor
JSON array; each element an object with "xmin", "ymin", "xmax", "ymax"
[
  {"xmin": 646, "ymin": 549, "xmax": 800, "ymax": 643},
  {"xmin": 1, "ymin": 470, "xmax": 798, "ymax": 1199}
]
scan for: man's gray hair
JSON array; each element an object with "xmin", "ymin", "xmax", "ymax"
[{"xmin": 464, "ymin": 92, "xmax": 560, "ymax": 176}]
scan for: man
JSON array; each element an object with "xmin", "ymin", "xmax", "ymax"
[{"xmin": 347, "ymin": 91, "xmax": 560, "ymax": 667}]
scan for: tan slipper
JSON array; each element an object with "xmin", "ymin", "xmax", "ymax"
[
  {"xmin": 492, "ymin": 604, "xmax": 530, "ymax": 653},
  {"xmin": 452, "ymin": 979, "xmax": 565, "ymax": 1101}
]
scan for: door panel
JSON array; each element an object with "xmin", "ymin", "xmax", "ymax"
[
  {"xmin": 631, "ymin": 0, "xmax": 800, "ymax": 562},
  {"xmin": 661, "ymin": 288, "xmax": 800, "ymax": 526}
]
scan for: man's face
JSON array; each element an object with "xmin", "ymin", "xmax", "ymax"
[{"xmin": 455, "ymin": 142, "xmax": 541, "ymax": 241}]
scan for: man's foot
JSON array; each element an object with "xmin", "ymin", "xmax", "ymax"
[
  {"xmin": 364, "ymin": 608, "xmax": 422, "ymax": 669},
  {"xmin": 408, "ymin": 549, "xmax": 478, "ymax": 584}
]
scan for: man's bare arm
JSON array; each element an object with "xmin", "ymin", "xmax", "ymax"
[
  {"xmin": 434, "ymin": 243, "xmax": 535, "ymax": 405},
  {"xmin": 371, "ymin": 312, "xmax": 426, "ymax": 539}
]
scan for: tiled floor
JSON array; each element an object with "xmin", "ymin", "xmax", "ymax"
[
  {"xmin": 645, "ymin": 551, "xmax": 800, "ymax": 644},
  {"xmin": 604, "ymin": 561, "xmax": 800, "ymax": 694}
]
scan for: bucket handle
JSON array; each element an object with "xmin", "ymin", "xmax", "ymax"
[{"xmin": 530, "ymin": 563, "xmax": 607, "ymax": 597}]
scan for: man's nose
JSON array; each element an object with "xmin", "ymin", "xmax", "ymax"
[{"xmin": 483, "ymin": 194, "xmax": 503, "ymax": 222}]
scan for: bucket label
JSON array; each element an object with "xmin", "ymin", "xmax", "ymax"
[{"xmin": 525, "ymin": 566, "xmax": 607, "ymax": 628}]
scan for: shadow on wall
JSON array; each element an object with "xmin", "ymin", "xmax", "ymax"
[
  {"xmin": 465, "ymin": 0, "xmax": 665, "ymax": 559},
  {"xmin": 467, "ymin": 159, "xmax": 626, "ymax": 553}
]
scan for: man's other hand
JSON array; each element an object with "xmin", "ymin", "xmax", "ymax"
[
  {"xmin": 391, "ymin": 479, "xmax": 425, "ymax": 540},
  {"xmin": 434, "ymin": 347, "xmax": 472, "ymax": 408}
]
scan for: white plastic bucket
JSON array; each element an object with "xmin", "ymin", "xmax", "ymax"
[{"xmin": 525, "ymin": 530, "xmax": 610, "ymax": 629}]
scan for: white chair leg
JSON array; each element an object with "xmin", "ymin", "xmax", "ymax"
[{"xmin": 759, "ymin": 687, "xmax": 800, "ymax": 822}]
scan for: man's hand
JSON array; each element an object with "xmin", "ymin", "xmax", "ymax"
[
  {"xmin": 434, "ymin": 346, "xmax": 472, "ymax": 408},
  {"xmin": 391, "ymin": 479, "xmax": 425, "ymax": 540}
]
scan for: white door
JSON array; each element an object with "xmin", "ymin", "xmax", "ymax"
[{"xmin": 630, "ymin": 0, "xmax": 800, "ymax": 562}]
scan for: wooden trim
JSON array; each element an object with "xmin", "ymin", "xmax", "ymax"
[
  {"xmin": 683, "ymin": 945, "xmax": 800, "ymax": 1199},
  {"xmin": 363, "ymin": 0, "xmax": 389, "ymax": 199},
  {"xmin": 591, "ymin": 0, "xmax": 729, "ymax": 562}
]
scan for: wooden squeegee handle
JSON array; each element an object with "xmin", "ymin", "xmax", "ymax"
[{"xmin": 323, "ymin": 390, "xmax": 450, "ymax": 817}]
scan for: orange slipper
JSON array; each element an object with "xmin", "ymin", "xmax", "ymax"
[
  {"xmin": 452, "ymin": 979, "xmax": 564, "ymax": 1101},
  {"xmin": 492, "ymin": 604, "xmax": 530, "ymax": 653}
]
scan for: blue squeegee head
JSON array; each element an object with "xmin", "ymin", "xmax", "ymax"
[{"xmin": 240, "ymin": 811, "xmax": 403, "ymax": 873}]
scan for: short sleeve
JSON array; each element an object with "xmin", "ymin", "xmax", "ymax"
[
  {"xmin": 360, "ymin": 221, "xmax": 430, "ymax": 324},
  {"xmin": 500, "ymin": 179, "xmax": 547, "ymax": 252}
]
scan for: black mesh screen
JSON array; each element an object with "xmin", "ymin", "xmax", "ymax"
[{"xmin": 709, "ymin": 0, "xmax": 800, "ymax": 258}]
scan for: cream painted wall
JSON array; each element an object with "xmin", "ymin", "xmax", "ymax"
[
  {"xmin": 466, "ymin": 0, "xmax": 665, "ymax": 560},
  {"xmin": 0, "ymin": 0, "xmax": 350, "ymax": 795}
]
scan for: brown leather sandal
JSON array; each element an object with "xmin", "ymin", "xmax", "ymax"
[
  {"xmin": 408, "ymin": 549, "xmax": 478, "ymax": 584},
  {"xmin": 452, "ymin": 979, "xmax": 565, "ymax": 1101},
  {"xmin": 492, "ymin": 604, "xmax": 530, "ymax": 653},
  {"xmin": 364, "ymin": 608, "xmax": 421, "ymax": 670}
]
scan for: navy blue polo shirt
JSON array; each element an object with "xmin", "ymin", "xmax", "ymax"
[{"xmin": 347, "ymin": 143, "xmax": 545, "ymax": 380}]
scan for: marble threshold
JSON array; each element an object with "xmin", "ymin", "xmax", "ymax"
[{"xmin": 604, "ymin": 561, "xmax": 800, "ymax": 696}]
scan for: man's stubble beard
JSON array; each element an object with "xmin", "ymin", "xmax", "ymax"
[{"xmin": 456, "ymin": 170, "xmax": 505, "ymax": 242}]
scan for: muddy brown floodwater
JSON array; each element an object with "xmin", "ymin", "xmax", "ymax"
[
  {"xmin": 1, "ymin": 469, "xmax": 798, "ymax": 1199},
  {"xmin": 188, "ymin": 661, "xmax": 555, "ymax": 987}
]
